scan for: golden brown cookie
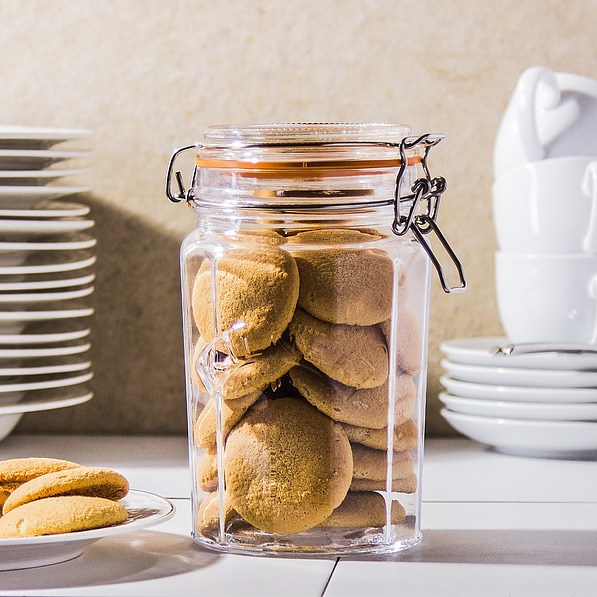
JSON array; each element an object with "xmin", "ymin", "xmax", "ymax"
[
  {"xmin": 193, "ymin": 392, "xmax": 262, "ymax": 450},
  {"xmin": 191, "ymin": 248, "xmax": 299, "ymax": 357},
  {"xmin": 321, "ymin": 492, "xmax": 406, "ymax": 527},
  {"xmin": 0, "ymin": 488, "xmax": 9, "ymax": 509},
  {"xmin": 224, "ymin": 397, "xmax": 353, "ymax": 534},
  {"xmin": 286, "ymin": 228, "xmax": 382, "ymax": 245},
  {"xmin": 343, "ymin": 419, "xmax": 418, "ymax": 451},
  {"xmin": 289, "ymin": 238, "xmax": 394, "ymax": 326},
  {"xmin": 197, "ymin": 491, "xmax": 236, "ymax": 535},
  {"xmin": 0, "ymin": 496, "xmax": 128, "ymax": 537},
  {"xmin": 198, "ymin": 449, "xmax": 218, "ymax": 493},
  {"xmin": 222, "ymin": 229, "xmax": 283, "ymax": 246},
  {"xmin": 379, "ymin": 307, "xmax": 422, "ymax": 376},
  {"xmin": 3, "ymin": 467, "xmax": 129, "ymax": 515},
  {"xmin": 289, "ymin": 366, "xmax": 416, "ymax": 429},
  {"xmin": 289, "ymin": 309, "xmax": 388, "ymax": 389},
  {"xmin": 350, "ymin": 473, "xmax": 418, "ymax": 494},
  {"xmin": 351, "ymin": 445, "xmax": 414, "ymax": 481}
]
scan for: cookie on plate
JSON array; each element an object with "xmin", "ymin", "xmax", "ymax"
[
  {"xmin": 321, "ymin": 491, "xmax": 406, "ymax": 527},
  {"xmin": 0, "ymin": 495, "xmax": 128, "ymax": 537},
  {"xmin": 225, "ymin": 397, "xmax": 353, "ymax": 534}
]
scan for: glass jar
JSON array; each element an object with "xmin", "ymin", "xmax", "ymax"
[{"xmin": 166, "ymin": 123, "xmax": 465, "ymax": 556}]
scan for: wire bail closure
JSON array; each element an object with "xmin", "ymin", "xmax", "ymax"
[{"xmin": 165, "ymin": 134, "xmax": 466, "ymax": 293}]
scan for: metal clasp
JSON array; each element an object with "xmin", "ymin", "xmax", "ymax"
[
  {"xmin": 165, "ymin": 143, "xmax": 202, "ymax": 204},
  {"xmin": 393, "ymin": 134, "xmax": 466, "ymax": 294}
]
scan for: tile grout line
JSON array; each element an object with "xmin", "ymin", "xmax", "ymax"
[{"xmin": 320, "ymin": 558, "xmax": 340, "ymax": 597}]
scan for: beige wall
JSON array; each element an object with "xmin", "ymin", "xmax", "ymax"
[{"xmin": 1, "ymin": 0, "xmax": 595, "ymax": 435}]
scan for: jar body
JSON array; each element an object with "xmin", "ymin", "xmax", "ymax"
[{"xmin": 181, "ymin": 209, "xmax": 430, "ymax": 555}]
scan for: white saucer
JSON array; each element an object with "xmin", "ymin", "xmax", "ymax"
[
  {"xmin": 439, "ymin": 392, "xmax": 597, "ymax": 421},
  {"xmin": 0, "ymin": 254, "xmax": 96, "ymax": 275},
  {"xmin": 441, "ymin": 408, "xmax": 597, "ymax": 457},
  {"xmin": 0, "ymin": 272, "xmax": 95, "ymax": 291},
  {"xmin": 440, "ymin": 375, "xmax": 597, "ymax": 403},
  {"xmin": 0, "ymin": 322, "xmax": 90, "ymax": 345},
  {"xmin": 0, "ymin": 187, "xmax": 91, "ymax": 209},
  {"xmin": 441, "ymin": 359, "xmax": 597, "ymax": 388},
  {"xmin": 0, "ymin": 490, "xmax": 174, "ymax": 571},
  {"xmin": 0, "ymin": 126, "xmax": 91, "ymax": 149},
  {"xmin": 0, "ymin": 149, "xmax": 92, "ymax": 170},
  {"xmin": 0, "ymin": 233, "xmax": 95, "ymax": 252},
  {"xmin": 0, "ymin": 218, "xmax": 94, "ymax": 235},
  {"xmin": 0, "ymin": 357, "xmax": 91, "ymax": 377},
  {"xmin": 0, "ymin": 286, "xmax": 94, "ymax": 303},
  {"xmin": 0, "ymin": 201, "xmax": 90, "ymax": 219},
  {"xmin": 440, "ymin": 337, "xmax": 597, "ymax": 371},
  {"xmin": 0, "ymin": 168, "xmax": 91, "ymax": 185},
  {"xmin": 0, "ymin": 341, "xmax": 90, "ymax": 358},
  {"xmin": 0, "ymin": 306, "xmax": 94, "ymax": 322},
  {"xmin": 0, "ymin": 371, "xmax": 92, "ymax": 393}
]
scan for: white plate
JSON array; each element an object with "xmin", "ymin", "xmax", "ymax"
[
  {"xmin": 0, "ymin": 489, "xmax": 174, "ymax": 571},
  {"xmin": 0, "ymin": 233, "xmax": 95, "ymax": 252},
  {"xmin": 0, "ymin": 384, "xmax": 92, "ymax": 410},
  {"xmin": 0, "ymin": 371, "xmax": 92, "ymax": 393},
  {"xmin": 441, "ymin": 359, "xmax": 597, "ymax": 388},
  {"xmin": 0, "ymin": 253, "xmax": 96, "ymax": 275},
  {"xmin": 439, "ymin": 392, "xmax": 597, "ymax": 421},
  {"xmin": 0, "ymin": 126, "xmax": 91, "ymax": 148},
  {"xmin": 0, "ymin": 187, "xmax": 91, "ymax": 209},
  {"xmin": 0, "ymin": 218, "xmax": 94, "ymax": 235},
  {"xmin": 0, "ymin": 341, "xmax": 90, "ymax": 358},
  {"xmin": 0, "ymin": 356, "xmax": 91, "ymax": 377},
  {"xmin": 440, "ymin": 337, "xmax": 597, "ymax": 371},
  {"xmin": 441, "ymin": 408, "xmax": 597, "ymax": 457},
  {"xmin": 0, "ymin": 168, "xmax": 90, "ymax": 185},
  {"xmin": 0, "ymin": 149, "xmax": 92, "ymax": 170},
  {"xmin": 0, "ymin": 286, "xmax": 94, "ymax": 303},
  {"xmin": 0, "ymin": 321, "xmax": 90, "ymax": 344},
  {"xmin": 0, "ymin": 272, "xmax": 95, "ymax": 291},
  {"xmin": 0, "ymin": 201, "xmax": 89, "ymax": 219},
  {"xmin": 440, "ymin": 375, "xmax": 597, "ymax": 403},
  {"xmin": 0, "ymin": 306, "xmax": 93, "ymax": 322}
]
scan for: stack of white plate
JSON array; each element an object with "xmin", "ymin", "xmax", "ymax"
[
  {"xmin": 439, "ymin": 337, "xmax": 597, "ymax": 457},
  {"xmin": 0, "ymin": 126, "xmax": 94, "ymax": 441}
]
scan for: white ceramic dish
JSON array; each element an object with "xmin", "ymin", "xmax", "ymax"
[
  {"xmin": 0, "ymin": 385, "xmax": 92, "ymax": 410},
  {"xmin": 0, "ymin": 168, "xmax": 91, "ymax": 186},
  {"xmin": 439, "ymin": 392, "xmax": 597, "ymax": 421},
  {"xmin": 0, "ymin": 341, "xmax": 90, "ymax": 358},
  {"xmin": 0, "ymin": 218, "xmax": 94, "ymax": 235},
  {"xmin": 0, "ymin": 306, "xmax": 93, "ymax": 322},
  {"xmin": 0, "ymin": 149, "xmax": 92, "ymax": 170},
  {"xmin": 0, "ymin": 371, "xmax": 92, "ymax": 393},
  {"xmin": 0, "ymin": 233, "xmax": 95, "ymax": 252},
  {"xmin": 0, "ymin": 272, "xmax": 95, "ymax": 291},
  {"xmin": 441, "ymin": 359, "xmax": 597, "ymax": 388},
  {"xmin": 0, "ymin": 321, "xmax": 90, "ymax": 344},
  {"xmin": 0, "ymin": 187, "xmax": 91, "ymax": 209},
  {"xmin": 0, "ymin": 490, "xmax": 174, "ymax": 571},
  {"xmin": 441, "ymin": 408, "xmax": 597, "ymax": 457},
  {"xmin": 0, "ymin": 126, "xmax": 91, "ymax": 148},
  {"xmin": 440, "ymin": 375, "xmax": 597, "ymax": 403},
  {"xmin": 0, "ymin": 357, "xmax": 91, "ymax": 377},
  {"xmin": 0, "ymin": 201, "xmax": 90, "ymax": 219},
  {"xmin": 0, "ymin": 285, "xmax": 94, "ymax": 303},
  {"xmin": 440, "ymin": 337, "xmax": 597, "ymax": 371},
  {"xmin": 0, "ymin": 254, "xmax": 96, "ymax": 275}
]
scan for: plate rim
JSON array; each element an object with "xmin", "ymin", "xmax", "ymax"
[
  {"xmin": 0, "ymin": 389, "xmax": 93, "ymax": 414},
  {"xmin": 0, "ymin": 371, "xmax": 93, "ymax": 393}
]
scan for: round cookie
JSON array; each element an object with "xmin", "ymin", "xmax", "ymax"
[
  {"xmin": 289, "ymin": 238, "xmax": 394, "ymax": 326},
  {"xmin": 289, "ymin": 309, "xmax": 388, "ymax": 389},
  {"xmin": 342, "ymin": 419, "xmax": 418, "ymax": 451},
  {"xmin": 224, "ymin": 397, "xmax": 353, "ymax": 534},
  {"xmin": 191, "ymin": 247, "xmax": 299, "ymax": 357},
  {"xmin": 198, "ymin": 449, "xmax": 218, "ymax": 492},
  {"xmin": 0, "ymin": 457, "xmax": 81, "ymax": 490},
  {"xmin": 3, "ymin": 467, "xmax": 129, "ymax": 514},
  {"xmin": 222, "ymin": 229, "xmax": 283, "ymax": 246},
  {"xmin": 379, "ymin": 306, "xmax": 422, "ymax": 376},
  {"xmin": 286, "ymin": 228, "xmax": 382, "ymax": 245},
  {"xmin": 351, "ymin": 445, "xmax": 414, "ymax": 481},
  {"xmin": 350, "ymin": 473, "xmax": 418, "ymax": 494},
  {"xmin": 193, "ymin": 391, "xmax": 262, "ymax": 450},
  {"xmin": 0, "ymin": 496, "xmax": 128, "ymax": 538},
  {"xmin": 290, "ymin": 366, "xmax": 416, "ymax": 429},
  {"xmin": 197, "ymin": 491, "xmax": 236, "ymax": 536},
  {"xmin": 321, "ymin": 492, "xmax": 406, "ymax": 527}
]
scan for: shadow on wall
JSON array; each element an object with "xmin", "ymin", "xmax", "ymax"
[{"xmin": 17, "ymin": 194, "xmax": 187, "ymax": 435}]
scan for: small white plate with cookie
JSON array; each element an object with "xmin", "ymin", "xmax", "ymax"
[{"xmin": 0, "ymin": 490, "xmax": 175, "ymax": 571}]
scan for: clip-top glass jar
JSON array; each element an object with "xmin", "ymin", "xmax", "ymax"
[{"xmin": 166, "ymin": 123, "xmax": 465, "ymax": 556}]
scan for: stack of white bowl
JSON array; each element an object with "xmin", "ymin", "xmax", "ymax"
[
  {"xmin": 441, "ymin": 66, "xmax": 597, "ymax": 457},
  {"xmin": 0, "ymin": 126, "xmax": 95, "ymax": 442}
]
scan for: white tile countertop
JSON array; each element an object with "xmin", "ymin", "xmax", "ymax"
[{"xmin": 0, "ymin": 436, "xmax": 597, "ymax": 596}]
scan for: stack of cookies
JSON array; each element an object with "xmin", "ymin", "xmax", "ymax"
[
  {"xmin": 0, "ymin": 457, "xmax": 129, "ymax": 537},
  {"xmin": 188, "ymin": 228, "xmax": 421, "ymax": 537}
]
